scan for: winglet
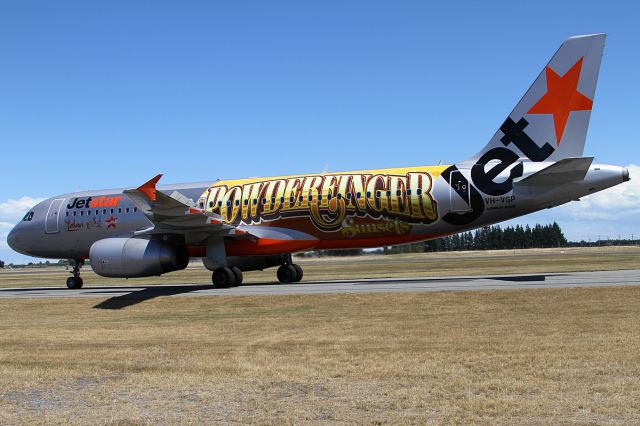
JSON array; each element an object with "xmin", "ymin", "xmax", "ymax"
[{"xmin": 138, "ymin": 174, "xmax": 163, "ymax": 201}]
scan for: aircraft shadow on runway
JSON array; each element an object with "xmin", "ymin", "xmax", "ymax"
[
  {"xmin": 91, "ymin": 274, "xmax": 548, "ymax": 310},
  {"xmin": 93, "ymin": 285, "xmax": 212, "ymax": 309}
]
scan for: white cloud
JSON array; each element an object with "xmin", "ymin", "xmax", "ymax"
[
  {"xmin": 0, "ymin": 197, "xmax": 45, "ymax": 264},
  {"xmin": 505, "ymin": 164, "xmax": 640, "ymax": 241},
  {"xmin": 552, "ymin": 164, "xmax": 640, "ymax": 221},
  {"xmin": 0, "ymin": 197, "xmax": 45, "ymax": 222}
]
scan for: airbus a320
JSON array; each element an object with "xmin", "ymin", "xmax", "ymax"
[{"xmin": 8, "ymin": 34, "xmax": 629, "ymax": 288}]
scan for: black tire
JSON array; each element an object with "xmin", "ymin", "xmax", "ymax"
[
  {"xmin": 277, "ymin": 264, "xmax": 297, "ymax": 283},
  {"xmin": 66, "ymin": 276, "xmax": 83, "ymax": 289},
  {"xmin": 292, "ymin": 264, "xmax": 303, "ymax": 282},
  {"xmin": 212, "ymin": 267, "xmax": 235, "ymax": 288},
  {"xmin": 231, "ymin": 267, "xmax": 243, "ymax": 286}
]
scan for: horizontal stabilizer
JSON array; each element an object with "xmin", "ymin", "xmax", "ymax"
[{"xmin": 515, "ymin": 157, "xmax": 593, "ymax": 187}]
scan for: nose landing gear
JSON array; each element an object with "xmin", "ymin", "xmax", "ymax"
[{"xmin": 66, "ymin": 259, "xmax": 84, "ymax": 289}]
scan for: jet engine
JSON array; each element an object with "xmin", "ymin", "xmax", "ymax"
[{"xmin": 89, "ymin": 238, "xmax": 189, "ymax": 278}]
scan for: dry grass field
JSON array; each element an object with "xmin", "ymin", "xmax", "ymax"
[
  {"xmin": 0, "ymin": 247, "xmax": 639, "ymax": 424},
  {"xmin": 1, "ymin": 245, "xmax": 639, "ymax": 288},
  {"xmin": 1, "ymin": 287, "xmax": 640, "ymax": 424}
]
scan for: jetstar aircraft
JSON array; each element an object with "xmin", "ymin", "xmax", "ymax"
[{"xmin": 7, "ymin": 34, "xmax": 630, "ymax": 289}]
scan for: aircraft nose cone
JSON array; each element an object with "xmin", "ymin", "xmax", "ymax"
[
  {"xmin": 7, "ymin": 228, "xmax": 17, "ymax": 250},
  {"xmin": 7, "ymin": 226, "xmax": 25, "ymax": 255}
]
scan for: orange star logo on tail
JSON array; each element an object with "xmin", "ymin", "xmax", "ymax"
[{"xmin": 527, "ymin": 57, "xmax": 593, "ymax": 145}]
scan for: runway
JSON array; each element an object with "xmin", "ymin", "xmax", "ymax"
[{"xmin": 1, "ymin": 269, "xmax": 639, "ymax": 307}]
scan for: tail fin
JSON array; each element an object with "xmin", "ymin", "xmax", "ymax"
[{"xmin": 466, "ymin": 34, "xmax": 605, "ymax": 164}]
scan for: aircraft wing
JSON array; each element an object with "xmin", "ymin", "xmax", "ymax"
[
  {"xmin": 123, "ymin": 175, "xmax": 252, "ymax": 238},
  {"xmin": 515, "ymin": 157, "xmax": 594, "ymax": 188}
]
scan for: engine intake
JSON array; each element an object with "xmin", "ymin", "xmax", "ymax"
[{"xmin": 90, "ymin": 238, "xmax": 188, "ymax": 278}]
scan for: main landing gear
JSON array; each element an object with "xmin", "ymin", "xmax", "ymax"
[
  {"xmin": 66, "ymin": 259, "xmax": 84, "ymax": 289},
  {"xmin": 277, "ymin": 262, "xmax": 303, "ymax": 284},
  {"xmin": 212, "ymin": 266, "xmax": 243, "ymax": 288}
]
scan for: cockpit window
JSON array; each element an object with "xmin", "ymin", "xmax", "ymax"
[{"xmin": 22, "ymin": 211, "xmax": 34, "ymax": 222}]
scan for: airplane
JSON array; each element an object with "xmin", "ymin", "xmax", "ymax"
[{"xmin": 7, "ymin": 34, "xmax": 630, "ymax": 289}]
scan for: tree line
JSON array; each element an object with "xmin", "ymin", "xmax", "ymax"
[
  {"xmin": 309, "ymin": 222, "xmax": 568, "ymax": 257},
  {"xmin": 420, "ymin": 223, "xmax": 567, "ymax": 252}
]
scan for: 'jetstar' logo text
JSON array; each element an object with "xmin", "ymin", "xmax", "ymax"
[{"xmin": 67, "ymin": 196, "xmax": 123, "ymax": 209}]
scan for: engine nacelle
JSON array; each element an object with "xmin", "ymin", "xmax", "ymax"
[{"xmin": 90, "ymin": 238, "xmax": 189, "ymax": 278}]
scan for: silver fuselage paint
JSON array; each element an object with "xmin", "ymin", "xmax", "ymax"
[{"xmin": 8, "ymin": 183, "xmax": 211, "ymax": 259}]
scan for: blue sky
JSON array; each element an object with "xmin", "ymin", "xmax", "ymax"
[{"xmin": 1, "ymin": 1, "xmax": 639, "ymax": 263}]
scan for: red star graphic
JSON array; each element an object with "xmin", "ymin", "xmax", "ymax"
[
  {"xmin": 106, "ymin": 216, "xmax": 118, "ymax": 230},
  {"xmin": 527, "ymin": 57, "xmax": 593, "ymax": 145}
]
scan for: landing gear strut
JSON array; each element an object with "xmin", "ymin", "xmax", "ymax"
[
  {"xmin": 66, "ymin": 259, "xmax": 84, "ymax": 289},
  {"xmin": 212, "ymin": 266, "xmax": 243, "ymax": 288},
  {"xmin": 277, "ymin": 255, "xmax": 303, "ymax": 283}
]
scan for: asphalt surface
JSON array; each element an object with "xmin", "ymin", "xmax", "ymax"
[{"xmin": 0, "ymin": 270, "xmax": 639, "ymax": 308}]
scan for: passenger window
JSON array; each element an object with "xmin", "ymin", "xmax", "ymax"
[
  {"xmin": 289, "ymin": 196, "xmax": 294, "ymax": 203},
  {"xmin": 103, "ymin": 209, "xmax": 107, "ymax": 214},
  {"xmin": 80, "ymin": 211, "xmax": 84, "ymax": 216},
  {"xmin": 199, "ymin": 202, "xmax": 204, "ymax": 209},
  {"xmin": 308, "ymin": 194, "xmax": 313, "ymax": 202},
  {"xmin": 376, "ymin": 191, "xmax": 381, "ymax": 198},
  {"xmin": 417, "ymin": 189, "xmax": 423, "ymax": 196},
  {"xmin": 243, "ymin": 199, "xmax": 248, "ymax": 206},
  {"xmin": 234, "ymin": 200, "xmax": 239, "ymax": 206},
  {"xmin": 386, "ymin": 190, "xmax": 391, "ymax": 197},
  {"xmin": 226, "ymin": 201, "xmax": 231, "ymax": 207},
  {"xmin": 218, "ymin": 201, "xmax": 222, "ymax": 207},
  {"xmin": 396, "ymin": 190, "xmax": 401, "ymax": 196},
  {"xmin": 262, "ymin": 198, "xmax": 267, "ymax": 205},
  {"xmin": 366, "ymin": 191, "xmax": 371, "ymax": 198},
  {"xmin": 118, "ymin": 208, "xmax": 122, "ymax": 213},
  {"xmin": 356, "ymin": 192, "xmax": 362, "ymax": 199},
  {"xmin": 318, "ymin": 194, "xmax": 323, "ymax": 201},
  {"xmin": 65, "ymin": 212, "xmax": 69, "ymax": 217},
  {"xmin": 252, "ymin": 199, "xmax": 257, "ymax": 205},
  {"xmin": 280, "ymin": 197, "xmax": 285, "ymax": 203},
  {"xmin": 271, "ymin": 197, "xmax": 276, "ymax": 204},
  {"xmin": 126, "ymin": 207, "xmax": 130, "ymax": 213},
  {"xmin": 336, "ymin": 193, "xmax": 342, "ymax": 200},
  {"xmin": 327, "ymin": 193, "xmax": 332, "ymax": 201},
  {"xmin": 298, "ymin": 195, "xmax": 303, "ymax": 202},
  {"xmin": 73, "ymin": 211, "xmax": 77, "ymax": 216},
  {"xmin": 110, "ymin": 209, "xmax": 114, "ymax": 214},
  {"xmin": 134, "ymin": 207, "xmax": 137, "ymax": 212},
  {"xmin": 209, "ymin": 201, "xmax": 214, "ymax": 208},
  {"xmin": 406, "ymin": 189, "xmax": 412, "ymax": 196}
]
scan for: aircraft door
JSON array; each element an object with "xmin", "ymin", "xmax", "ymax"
[
  {"xmin": 449, "ymin": 170, "xmax": 473, "ymax": 213},
  {"xmin": 45, "ymin": 198, "xmax": 65, "ymax": 234}
]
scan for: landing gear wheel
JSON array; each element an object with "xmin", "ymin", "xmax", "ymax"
[
  {"xmin": 66, "ymin": 259, "xmax": 85, "ymax": 289},
  {"xmin": 277, "ymin": 264, "xmax": 298, "ymax": 283},
  {"xmin": 231, "ymin": 267, "xmax": 243, "ymax": 287},
  {"xmin": 66, "ymin": 276, "xmax": 83, "ymax": 289},
  {"xmin": 292, "ymin": 264, "xmax": 303, "ymax": 282},
  {"xmin": 212, "ymin": 267, "xmax": 235, "ymax": 288}
]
